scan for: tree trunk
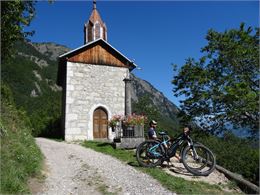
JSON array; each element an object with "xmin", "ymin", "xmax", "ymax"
[{"xmin": 215, "ymin": 164, "xmax": 259, "ymax": 194}]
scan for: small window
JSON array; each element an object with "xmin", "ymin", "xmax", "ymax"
[{"xmin": 95, "ymin": 22, "xmax": 101, "ymax": 39}]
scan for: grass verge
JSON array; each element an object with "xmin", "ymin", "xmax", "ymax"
[
  {"xmin": 82, "ymin": 141, "xmax": 241, "ymax": 195},
  {"xmin": 1, "ymin": 85, "xmax": 43, "ymax": 194}
]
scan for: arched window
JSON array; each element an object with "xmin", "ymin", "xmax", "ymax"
[{"xmin": 94, "ymin": 22, "xmax": 101, "ymax": 39}]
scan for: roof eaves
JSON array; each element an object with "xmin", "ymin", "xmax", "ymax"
[
  {"xmin": 59, "ymin": 38, "xmax": 137, "ymax": 69},
  {"xmin": 59, "ymin": 39, "xmax": 100, "ymax": 58},
  {"xmin": 104, "ymin": 40, "xmax": 137, "ymax": 69}
]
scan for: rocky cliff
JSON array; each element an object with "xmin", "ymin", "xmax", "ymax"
[{"xmin": 130, "ymin": 74, "xmax": 179, "ymax": 118}]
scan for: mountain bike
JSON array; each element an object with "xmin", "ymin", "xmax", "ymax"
[{"xmin": 136, "ymin": 129, "xmax": 216, "ymax": 176}]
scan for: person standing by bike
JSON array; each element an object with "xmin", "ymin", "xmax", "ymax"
[
  {"xmin": 147, "ymin": 120, "xmax": 182, "ymax": 162},
  {"xmin": 147, "ymin": 120, "xmax": 158, "ymax": 139}
]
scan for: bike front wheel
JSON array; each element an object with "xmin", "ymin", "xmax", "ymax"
[
  {"xmin": 182, "ymin": 143, "xmax": 216, "ymax": 176},
  {"xmin": 136, "ymin": 140, "xmax": 164, "ymax": 168}
]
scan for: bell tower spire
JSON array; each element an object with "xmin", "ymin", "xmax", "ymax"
[{"xmin": 84, "ymin": 0, "xmax": 107, "ymax": 44}]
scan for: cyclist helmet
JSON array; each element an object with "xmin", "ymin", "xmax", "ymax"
[
  {"xmin": 183, "ymin": 124, "xmax": 192, "ymax": 134},
  {"xmin": 149, "ymin": 120, "xmax": 157, "ymax": 126}
]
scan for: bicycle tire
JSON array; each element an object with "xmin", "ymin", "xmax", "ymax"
[
  {"xmin": 136, "ymin": 140, "xmax": 164, "ymax": 168},
  {"xmin": 180, "ymin": 141, "xmax": 204, "ymax": 156},
  {"xmin": 182, "ymin": 143, "xmax": 216, "ymax": 176},
  {"xmin": 180, "ymin": 142, "xmax": 207, "ymax": 170}
]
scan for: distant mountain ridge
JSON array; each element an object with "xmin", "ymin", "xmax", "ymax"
[{"xmin": 30, "ymin": 42, "xmax": 70, "ymax": 61}]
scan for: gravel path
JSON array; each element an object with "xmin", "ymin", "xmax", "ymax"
[{"xmin": 35, "ymin": 138, "xmax": 175, "ymax": 195}]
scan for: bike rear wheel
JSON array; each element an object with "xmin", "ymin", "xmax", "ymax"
[
  {"xmin": 182, "ymin": 143, "xmax": 216, "ymax": 176},
  {"xmin": 136, "ymin": 140, "xmax": 164, "ymax": 168}
]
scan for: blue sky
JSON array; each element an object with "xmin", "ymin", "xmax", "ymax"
[{"xmin": 26, "ymin": 1, "xmax": 259, "ymax": 107}]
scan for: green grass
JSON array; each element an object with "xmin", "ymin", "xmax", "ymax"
[
  {"xmin": 0, "ymin": 85, "xmax": 43, "ymax": 194},
  {"xmin": 82, "ymin": 141, "xmax": 241, "ymax": 195}
]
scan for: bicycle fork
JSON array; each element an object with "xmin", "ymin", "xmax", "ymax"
[{"xmin": 187, "ymin": 141, "xmax": 199, "ymax": 161}]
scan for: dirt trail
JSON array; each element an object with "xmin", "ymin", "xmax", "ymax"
[
  {"xmin": 30, "ymin": 138, "xmax": 241, "ymax": 195},
  {"xmin": 32, "ymin": 138, "xmax": 174, "ymax": 195}
]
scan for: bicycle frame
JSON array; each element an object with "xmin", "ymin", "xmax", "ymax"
[
  {"xmin": 148, "ymin": 132, "xmax": 199, "ymax": 161},
  {"xmin": 148, "ymin": 134, "xmax": 171, "ymax": 158},
  {"xmin": 166, "ymin": 133, "xmax": 186, "ymax": 158},
  {"xmin": 136, "ymin": 130, "xmax": 216, "ymax": 176},
  {"xmin": 149, "ymin": 143, "xmax": 163, "ymax": 158}
]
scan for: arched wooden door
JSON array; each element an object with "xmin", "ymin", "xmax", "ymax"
[{"xmin": 93, "ymin": 107, "xmax": 108, "ymax": 139}]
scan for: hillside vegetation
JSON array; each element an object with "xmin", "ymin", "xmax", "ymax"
[
  {"xmin": 0, "ymin": 83, "xmax": 43, "ymax": 194},
  {"xmin": 192, "ymin": 130, "xmax": 259, "ymax": 189},
  {"xmin": 2, "ymin": 41, "xmax": 62, "ymax": 137}
]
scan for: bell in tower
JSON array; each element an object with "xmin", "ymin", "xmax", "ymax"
[{"xmin": 84, "ymin": 0, "xmax": 107, "ymax": 44}]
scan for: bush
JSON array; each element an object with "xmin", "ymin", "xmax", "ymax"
[{"xmin": 193, "ymin": 130, "xmax": 259, "ymax": 185}]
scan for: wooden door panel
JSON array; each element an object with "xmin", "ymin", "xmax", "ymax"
[
  {"xmin": 101, "ymin": 124, "xmax": 107, "ymax": 138},
  {"xmin": 93, "ymin": 118, "xmax": 99, "ymax": 138},
  {"xmin": 93, "ymin": 108, "xmax": 108, "ymax": 139}
]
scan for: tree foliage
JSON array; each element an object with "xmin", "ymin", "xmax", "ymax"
[
  {"xmin": 132, "ymin": 95, "xmax": 160, "ymax": 130},
  {"xmin": 132, "ymin": 95, "xmax": 180, "ymax": 136},
  {"xmin": 172, "ymin": 23, "xmax": 259, "ymax": 135},
  {"xmin": 1, "ymin": 0, "xmax": 36, "ymax": 62}
]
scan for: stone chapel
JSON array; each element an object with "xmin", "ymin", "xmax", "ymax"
[{"xmin": 57, "ymin": 1, "xmax": 136, "ymax": 141}]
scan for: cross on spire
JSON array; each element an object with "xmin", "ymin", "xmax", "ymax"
[{"xmin": 93, "ymin": 0, "xmax": 96, "ymax": 9}]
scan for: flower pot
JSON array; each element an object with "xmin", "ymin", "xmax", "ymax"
[
  {"xmin": 134, "ymin": 125, "xmax": 144, "ymax": 137},
  {"xmin": 123, "ymin": 125, "xmax": 134, "ymax": 137}
]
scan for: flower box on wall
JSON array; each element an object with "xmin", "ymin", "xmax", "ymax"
[
  {"xmin": 122, "ymin": 125, "xmax": 134, "ymax": 137},
  {"xmin": 122, "ymin": 125, "xmax": 144, "ymax": 138},
  {"xmin": 109, "ymin": 114, "xmax": 146, "ymax": 138},
  {"xmin": 134, "ymin": 125, "xmax": 144, "ymax": 137}
]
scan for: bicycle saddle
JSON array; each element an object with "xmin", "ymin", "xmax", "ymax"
[{"xmin": 159, "ymin": 131, "xmax": 168, "ymax": 136}]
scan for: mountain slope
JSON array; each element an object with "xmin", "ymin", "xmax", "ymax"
[
  {"xmin": 2, "ymin": 41, "xmax": 58, "ymax": 107},
  {"xmin": 31, "ymin": 42, "xmax": 70, "ymax": 61},
  {"xmin": 2, "ymin": 41, "xmax": 62, "ymax": 136},
  {"xmin": 130, "ymin": 74, "xmax": 179, "ymax": 118}
]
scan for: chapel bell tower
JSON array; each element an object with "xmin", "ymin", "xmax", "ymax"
[
  {"xmin": 58, "ymin": 0, "xmax": 136, "ymax": 142},
  {"xmin": 84, "ymin": 0, "xmax": 107, "ymax": 44}
]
